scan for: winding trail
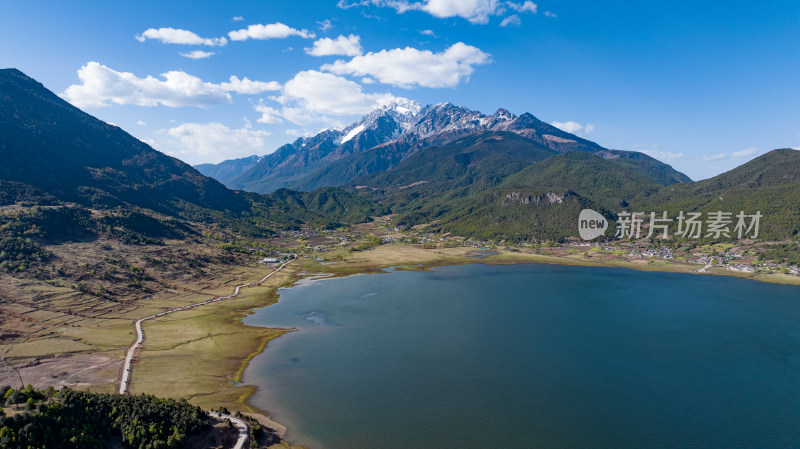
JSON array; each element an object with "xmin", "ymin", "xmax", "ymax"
[
  {"xmin": 208, "ymin": 411, "xmax": 250, "ymax": 449},
  {"xmin": 117, "ymin": 260, "xmax": 293, "ymax": 447}
]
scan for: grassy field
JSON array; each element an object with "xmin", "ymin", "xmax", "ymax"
[{"xmin": 2, "ymin": 226, "xmax": 798, "ymax": 449}]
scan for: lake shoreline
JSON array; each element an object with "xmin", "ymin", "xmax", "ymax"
[{"xmin": 230, "ymin": 243, "xmax": 800, "ymax": 447}]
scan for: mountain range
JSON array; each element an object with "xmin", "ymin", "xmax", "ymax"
[
  {"xmin": 197, "ymin": 98, "xmax": 692, "ymax": 194},
  {"xmin": 0, "ymin": 68, "xmax": 383, "ymax": 237},
  {"xmin": 2, "ymin": 68, "xmax": 798, "ymax": 244}
]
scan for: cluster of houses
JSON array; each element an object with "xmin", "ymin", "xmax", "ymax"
[
  {"xmin": 628, "ymin": 247, "xmax": 674, "ymax": 259},
  {"xmin": 279, "ymin": 229, "xmax": 318, "ymax": 239},
  {"xmin": 258, "ymin": 253, "xmax": 296, "ymax": 265}
]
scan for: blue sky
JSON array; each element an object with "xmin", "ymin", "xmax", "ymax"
[{"xmin": 2, "ymin": 0, "xmax": 799, "ymax": 180}]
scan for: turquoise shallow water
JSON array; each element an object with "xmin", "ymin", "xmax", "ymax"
[{"xmin": 242, "ymin": 264, "xmax": 800, "ymax": 449}]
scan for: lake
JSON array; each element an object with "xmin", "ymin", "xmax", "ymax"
[{"xmin": 242, "ymin": 263, "xmax": 800, "ymax": 449}]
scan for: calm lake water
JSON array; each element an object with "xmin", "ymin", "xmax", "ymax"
[{"xmin": 242, "ymin": 264, "xmax": 800, "ymax": 449}]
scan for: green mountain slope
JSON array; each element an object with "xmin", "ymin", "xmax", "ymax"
[
  {"xmin": 393, "ymin": 151, "xmax": 666, "ymax": 241},
  {"xmin": 347, "ymin": 131, "xmax": 561, "ymax": 213},
  {"xmin": 288, "ymin": 139, "xmax": 418, "ymax": 191},
  {"xmin": 0, "ymin": 68, "xmax": 382, "ymax": 236},
  {"xmin": 597, "ymin": 150, "xmax": 692, "ymax": 185},
  {"xmin": 352, "ymin": 132, "xmax": 558, "ymax": 190},
  {"xmin": 632, "ymin": 148, "xmax": 800, "ymax": 239},
  {"xmin": 0, "ymin": 68, "xmax": 250, "ymax": 217},
  {"xmin": 501, "ymin": 151, "xmax": 663, "ymax": 209}
]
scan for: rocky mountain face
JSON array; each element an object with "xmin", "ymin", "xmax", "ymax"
[
  {"xmin": 207, "ymin": 99, "xmax": 630, "ymax": 193},
  {"xmin": 226, "ymin": 99, "xmax": 421, "ymax": 193}
]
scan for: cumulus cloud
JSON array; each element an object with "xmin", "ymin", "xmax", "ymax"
[
  {"xmin": 228, "ymin": 23, "xmax": 315, "ymax": 41},
  {"xmin": 322, "ymin": 42, "xmax": 490, "ymax": 88},
  {"xmin": 551, "ymin": 120, "xmax": 584, "ymax": 134},
  {"xmin": 232, "ymin": 16, "xmax": 244, "ymax": 21},
  {"xmin": 179, "ymin": 50, "xmax": 215, "ymax": 59},
  {"xmin": 254, "ymin": 103, "xmax": 284, "ymax": 124},
  {"xmin": 500, "ymin": 15, "xmax": 521, "ymax": 27},
  {"xmin": 166, "ymin": 122, "xmax": 270, "ymax": 164},
  {"xmin": 61, "ymin": 62, "xmax": 280, "ymax": 108},
  {"xmin": 507, "ymin": 1, "xmax": 537, "ymax": 13},
  {"xmin": 584, "ymin": 124, "xmax": 595, "ymax": 133},
  {"xmin": 419, "ymin": 29, "xmax": 435, "ymax": 35},
  {"xmin": 136, "ymin": 120, "xmax": 146, "ymax": 126},
  {"xmin": 268, "ymin": 70, "xmax": 398, "ymax": 125},
  {"xmin": 338, "ymin": 0, "xmax": 536, "ymax": 24},
  {"xmin": 420, "ymin": 0, "xmax": 502, "ymax": 23},
  {"xmin": 135, "ymin": 28, "xmax": 227, "ymax": 46},
  {"xmin": 703, "ymin": 153, "xmax": 726, "ymax": 161},
  {"xmin": 544, "ymin": 10, "xmax": 556, "ymax": 17},
  {"xmin": 220, "ymin": 76, "xmax": 281, "ymax": 94},
  {"xmin": 306, "ymin": 34, "xmax": 363, "ymax": 57},
  {"xmin": 317, "ymin": 19, "xmax": 334, "ymax": 32}
]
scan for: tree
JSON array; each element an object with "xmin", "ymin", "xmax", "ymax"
[{"xmin": 4, "ymin": 390, "xmax": 21, "ymax": 409}]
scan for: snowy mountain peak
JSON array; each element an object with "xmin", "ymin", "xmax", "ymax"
[
  {"xmin": 492, "ymin": 108, "xmax": 515, "ymax": 121},
  {"xmin": 384, "ymin": 97, "xmax": 422, "ymax": 117}
]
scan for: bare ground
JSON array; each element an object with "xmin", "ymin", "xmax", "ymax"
[{"xmin": 0, "ymin": 353, "xmax": 121, "ymax": 391}]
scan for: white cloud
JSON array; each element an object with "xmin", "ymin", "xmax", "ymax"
[
  {"xmin": 180, "ymin": 50, "xmax": 215, "ymax": 59},
  {"xmin": 337, "ymin": 0, "xmax": 370, "ymax": 8},
  {"xmin": 219, "ymin": 76, "xmax": 281, "ymax": 94},
  {"xmin": 135, "ymin": 28, "xmax": 227, "ymax": 46},
  {"xmin": 339, "ymin": 0, "xmax": 536, "ymax": 24},
  {"xmin": 640, "ymin": 149, "xmax": 684, "ymax": 162},
  {"xmin": 500, "ymin": 15, "xmax": 521, "ymax": 27},
  {"xmin": 306, "ymin": 34, "xmax": 363, "ymax": 57},
  {"xmin": 317, "ymin": 19, "xmax": 334, "ymax": 32},
  {"xmin": 732, "ymin": 147, "xmax": 757, "ymax": 158},
  {"xmin": 584, "ymin": 124, "xmax": 595, "ymax": 133},
  {"xmin": 420, "ymin": 0, "xmax": 502, "ymax": 24},
  {"xmin": 703, "ymin": 153, "xmax": 726, "ymax": 161},
  {"xmin": 419, "ymin": 29, "xmax": 435, "ymax": 35},
  {"xmin": 228, "ymin": 23, "xmax": 315, "ymax": 41},
  {"xmin": 322, "ymin": 42, "xmax": 491, "ymax": 88},
  {"xmin": 551, "ymin": 120, "xmax": 583, "ymax": 134},
  {"xmin": 269, "ymin": 70, "xmax": 398, "ymax": 125},
  {"xmin": 61, "ymin": 62, "xmax": 280, "ymax": 108},
  {"xmin": 166, "ymin": 122, "xmax": 270, "ymax": 164},
  {"xmin": 507, "ymin": 1, "xmax": 537, "ymax": 13},
  {"xmin": 544, "ymin": 10, "xmax": 556, "ymax": 17},
  {"xmin": 254, "ymin": 103, "xmax": 284, "ymax": 124},
  {"xmin": 232, "ymin": 16, "xmax": 244, "ymax": 21},
  {"xmin": 136, "ymin": 120, "xmax": 146, "ymax": 126}
]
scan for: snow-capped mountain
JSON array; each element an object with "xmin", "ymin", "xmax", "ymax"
[{"xmin": 201, "ymin": 99, "xmax": 608, "ymax": 193}]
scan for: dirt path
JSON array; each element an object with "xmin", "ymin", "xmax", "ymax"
[
  {"xmin": 208, "ymin": 411, "xmax": 250, "ymax": 449},
  {"xmin": 116, "ymin": 260, "xmax": 293, "ymax": 449},
  {"xmin": 119, "ymin": 260, "xmax": 292, "ymax": 395}
]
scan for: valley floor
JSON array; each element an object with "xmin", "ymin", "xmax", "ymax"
[{"xmin": 1, "ymin": 231, "xmax": 798, "ymax": 449}]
